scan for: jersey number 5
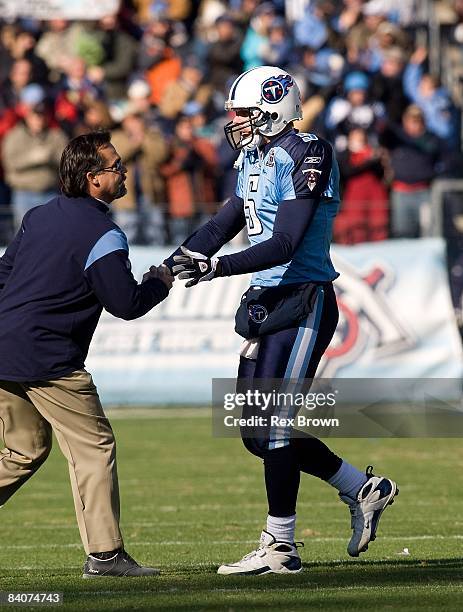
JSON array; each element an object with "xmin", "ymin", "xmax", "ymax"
[{"xmin": 244, "ymin": 174, "xmax": 263, "ymax": 236}]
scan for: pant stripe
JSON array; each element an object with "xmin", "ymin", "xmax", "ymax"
[
  {"xmin": 269, "ymin": 288, "xmax": 325, "ymax": 450},
  {"xmin": 285, "ymin": 288, "xmax": 324, "ymax": 380}
]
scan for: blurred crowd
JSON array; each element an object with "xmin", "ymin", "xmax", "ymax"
[{"xmin": 1, "ymin": 0, "xmax": 463, "ymax": 246}]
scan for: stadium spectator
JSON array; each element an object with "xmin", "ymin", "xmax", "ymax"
[
  {"xmin": 0, "ymin": 59, "xmax": 33, "ymax": 111},
  {"xmin": 206, "ymin": 14, "xmax": 244, "ymax": 94},
  {"xmin": 216, "ymin": 130, "xmax": 240, "ymax": 202},
  {"xmin": 362, "ymin": 0, "xmax": 417, "ymax": 26},
  {"xmin": 336, "ymin": 127, "xmax": 389, "ymax": 243},
  {"xmin": 379, "ymin": 104, "xmax": 442, "ymax": 238},
  {"xmin": 403, "ymin": 46, "xmax": 458, "ymax": 147},
  {"xmin": 2, "ymin": 100, "xmax": 67, "ymax": 228},
  {"xmin": 0, "ymin": 23, "xmax": 16, "ymax": 84},
  {"xmin": 54, "ymin": 56, "xmax": 103, "ymax": 137},
  {"xmin": 138, "ymin": 15, "xmax": 182, "ymax": 106},
  {"xmin": 35, "ymin": 19, "xmax": 83, "ymax": 82},
  {"xmin": 261, "ymin": 16, "xmax": 292, "ymax": 67},
  {"xmin": 444, "ymin": 0, "xmax": 463, "ymax": 107},
  {"xmin": 295, "ymin": 46, "xmax": 345, "ymax": 95},
  {"xmin": 1, "ymin": 26, "xmax": 49, "ymax": 86},
  {"xmin": 447, "ymin": 0, "xmax": 463, "ymax": 51},
  {"xmin": 0, "ymin": 57, "xmax": 33, "ymax": 236},
  {"xmin": 126, "ymin": 78, "xmax": 151, "ymax": 114},
  {"xmin": 342, "ymin": 1, "xmax": 385, "ymax": 70},
  {"xmin": 232, "ymin": 0, "xmax": 263, "ymax": 30},
  {"xmin": 293, "ymin": 0, "xmax": 331, "ymax": 50},
  {"xmin": 158, "ymin": 57, "xmax": 212, "ymax": 123},
  {"xmin": 111, "ymin": 109, "xmax": 169, "ymax": 244},
  {"xmin": 124, "ymin": 78, "xmax": 163, "ymax": 131},
  {"xmin": 325, "ymin": 71, "xmax": 385, "ymax": 152},
  {"xmin": 371, "ymin": 46, "xmax": 409, "ymax": 123},
  {"xmin": 366, "ymin": 20, "xmax": 409, "ymax": 73},
  {"xmin": 183, "ymin": 100, "xmax": 217, "ymax": 142},
  {"xmin": 161, "ymin": 113, "xmax": 218, "ymax": 243},
  {"xmin": 291, "ymin": 47, "xmax": 344, "ymax": 133},
  {"xmin": 86, "ymin": 14, "xmax": 138, "ymax": 102},
  {"xmin": 0, "ymin": 0, "xmax": 461, "ymax": 245},
  {"xmin": 331, "ymin": 0, "xmax": 364, "ymax": 35},
  {"xmin": 241, "ymin": 1, "xmax": 276, "ymax": 70},
  {"xmin": 75, "ymin": 99, "xmax": 114, "ymax": 135}
]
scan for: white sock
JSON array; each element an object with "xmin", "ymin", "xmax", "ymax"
[
  {"xmin": 328, "ymin": 461, "xmax": 368, "ymax": 499},
  {"xmin": 266, "ymin": 514, "xmax": 296, "ymax": 543}
]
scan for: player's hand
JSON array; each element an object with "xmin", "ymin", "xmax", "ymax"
[
  {"xmin": 172, "ymin": 246, "xmax": 220, "ymax": 288},
  {"xmin": 142, "ymin": 264, "xmax": 174, "ymax": 290}
]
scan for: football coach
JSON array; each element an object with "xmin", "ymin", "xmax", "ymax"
[{"xmin": 0, "ymin": 131, "xmax": 172, "ymax": 577}]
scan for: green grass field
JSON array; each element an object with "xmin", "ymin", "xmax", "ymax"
[{"xmin": 0, "ymin": 408, "xmax": 462, "ymax": 611}]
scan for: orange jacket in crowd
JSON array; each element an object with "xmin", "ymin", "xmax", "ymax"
[{"xmin": 161, "ymin": 136, "xmax": 217, "ymax": 218}]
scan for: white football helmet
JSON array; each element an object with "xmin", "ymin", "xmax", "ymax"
[{"xmin": 224, "ymin": 66, "xmax": 302, "ymax": 150}]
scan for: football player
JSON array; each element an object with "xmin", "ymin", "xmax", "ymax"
[{"xmin": 166, "ymin": 66, "xmax": 398, "ymax": 575}]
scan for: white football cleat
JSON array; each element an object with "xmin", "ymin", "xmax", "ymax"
[
  {"xmin": 217, "ymin": 530, "xmax": 303, "ymax": 575},
  {"xmin": 340, "ymin": 466, "xmax": 398, "ymax": 557}
]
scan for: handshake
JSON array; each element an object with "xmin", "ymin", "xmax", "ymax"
[
  {"xmin": 142, "ymin": 264, "xmax": 174, "ymax": 290},
  {"xmin": 143, "ymin": 247, "xmax": 220, "ymax": 291}
]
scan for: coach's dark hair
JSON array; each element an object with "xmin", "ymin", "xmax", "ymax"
[{"xmin": 59, "ymin": 130, "xmax": 111, "ymax": 197}]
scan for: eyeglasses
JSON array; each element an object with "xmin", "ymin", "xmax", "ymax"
[{"xmin": 97, "ymin": 159, "xmax": 125, "ymax": 174}]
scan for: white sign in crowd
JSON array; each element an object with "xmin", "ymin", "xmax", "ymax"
[{"xmin": 0, "ymin": 0, "xmax": 119, "ymax": 20}]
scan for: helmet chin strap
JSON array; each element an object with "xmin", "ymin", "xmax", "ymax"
[{"xmin": 242, "ymin": 133, "xmax": 263, "ymax": 151}]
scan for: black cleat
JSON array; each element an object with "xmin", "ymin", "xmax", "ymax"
[{"xmin": 82, "ymin": 550, "xmax": 160, "ymax": 578}]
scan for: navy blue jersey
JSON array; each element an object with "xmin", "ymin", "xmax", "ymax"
[
  {"xmin": 235, "ymin": 129, "xmax": 340, "ymax": 285},
  {"xmin": 0, "ymin": 195, "xmax": 168, "ymax": 381}
]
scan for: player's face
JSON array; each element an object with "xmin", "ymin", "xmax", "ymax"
[
  {"xmin": 224, "ymin": 108, "xmax": 254, "ymax": 150},
  {"xmin": 232, "ymin": 108, "xmax": 252, "ymax": 140}
]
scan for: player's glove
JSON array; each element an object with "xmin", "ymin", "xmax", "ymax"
[{"xmin": 172, "ymin": 246, "xmax": 220, "ymax": 287}]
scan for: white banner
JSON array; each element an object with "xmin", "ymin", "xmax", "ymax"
[
  {"xmin": 84, "ymin": 239, "xmax": 463, "ymax": 404},
  {"xmin": 0, "ymin": 0, "xmax": 119, "ymax": 20}
]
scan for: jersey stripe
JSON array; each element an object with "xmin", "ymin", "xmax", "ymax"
[{"xmin": 84, "ymin": 229, "xmax": 128, "ymax": 271}]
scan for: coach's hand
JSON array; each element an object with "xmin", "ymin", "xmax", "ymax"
[
  {"xmin": 143, "ymin": 264, "xmax": 174, "ymax": 290},
  {"xmin": 172, "ymin": 246, "xmax": 220, "ymax": 287}
]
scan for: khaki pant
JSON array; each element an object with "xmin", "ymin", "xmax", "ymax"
[{"xmin": 0, "ymin": 370, "xmax": 123, "ymax": 554}]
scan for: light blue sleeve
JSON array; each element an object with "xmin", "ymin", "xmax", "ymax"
[
  {"xmin": 85, "ymin": 228, "xmax": 129, "ymax": 271},
  {"xmin": 275, "ymin": 149, "xmax": 296, "ymax": 201},
  {"xmin": 403, "ymin": 63, "xmax": 422, "ymax": 104}
]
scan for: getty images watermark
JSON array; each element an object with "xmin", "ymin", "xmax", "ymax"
[
  {"xmin": 213, "ymin": 379, "xmax": 342, "ymax": 438},
  {"xmin": 212, "ymin": 378, "xmax": 463, "ymax": 438},
  {"xmin": 222, "ymin": 389, "xmax": 340, "ymax": 430}
]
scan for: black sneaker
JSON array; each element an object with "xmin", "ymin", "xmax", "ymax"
[{"xmin": 82, "ymin": 550, "xmax": 160, "ymax": 578}]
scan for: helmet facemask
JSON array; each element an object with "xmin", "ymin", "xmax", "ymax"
[{"xmin": 224, "ymin": 107, "xmax": 270, "ymax": 150}]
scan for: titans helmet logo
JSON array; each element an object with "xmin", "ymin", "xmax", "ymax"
[{"xmin": 261, "ymin": 74, "xmax": 294, "ymax": 104}]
